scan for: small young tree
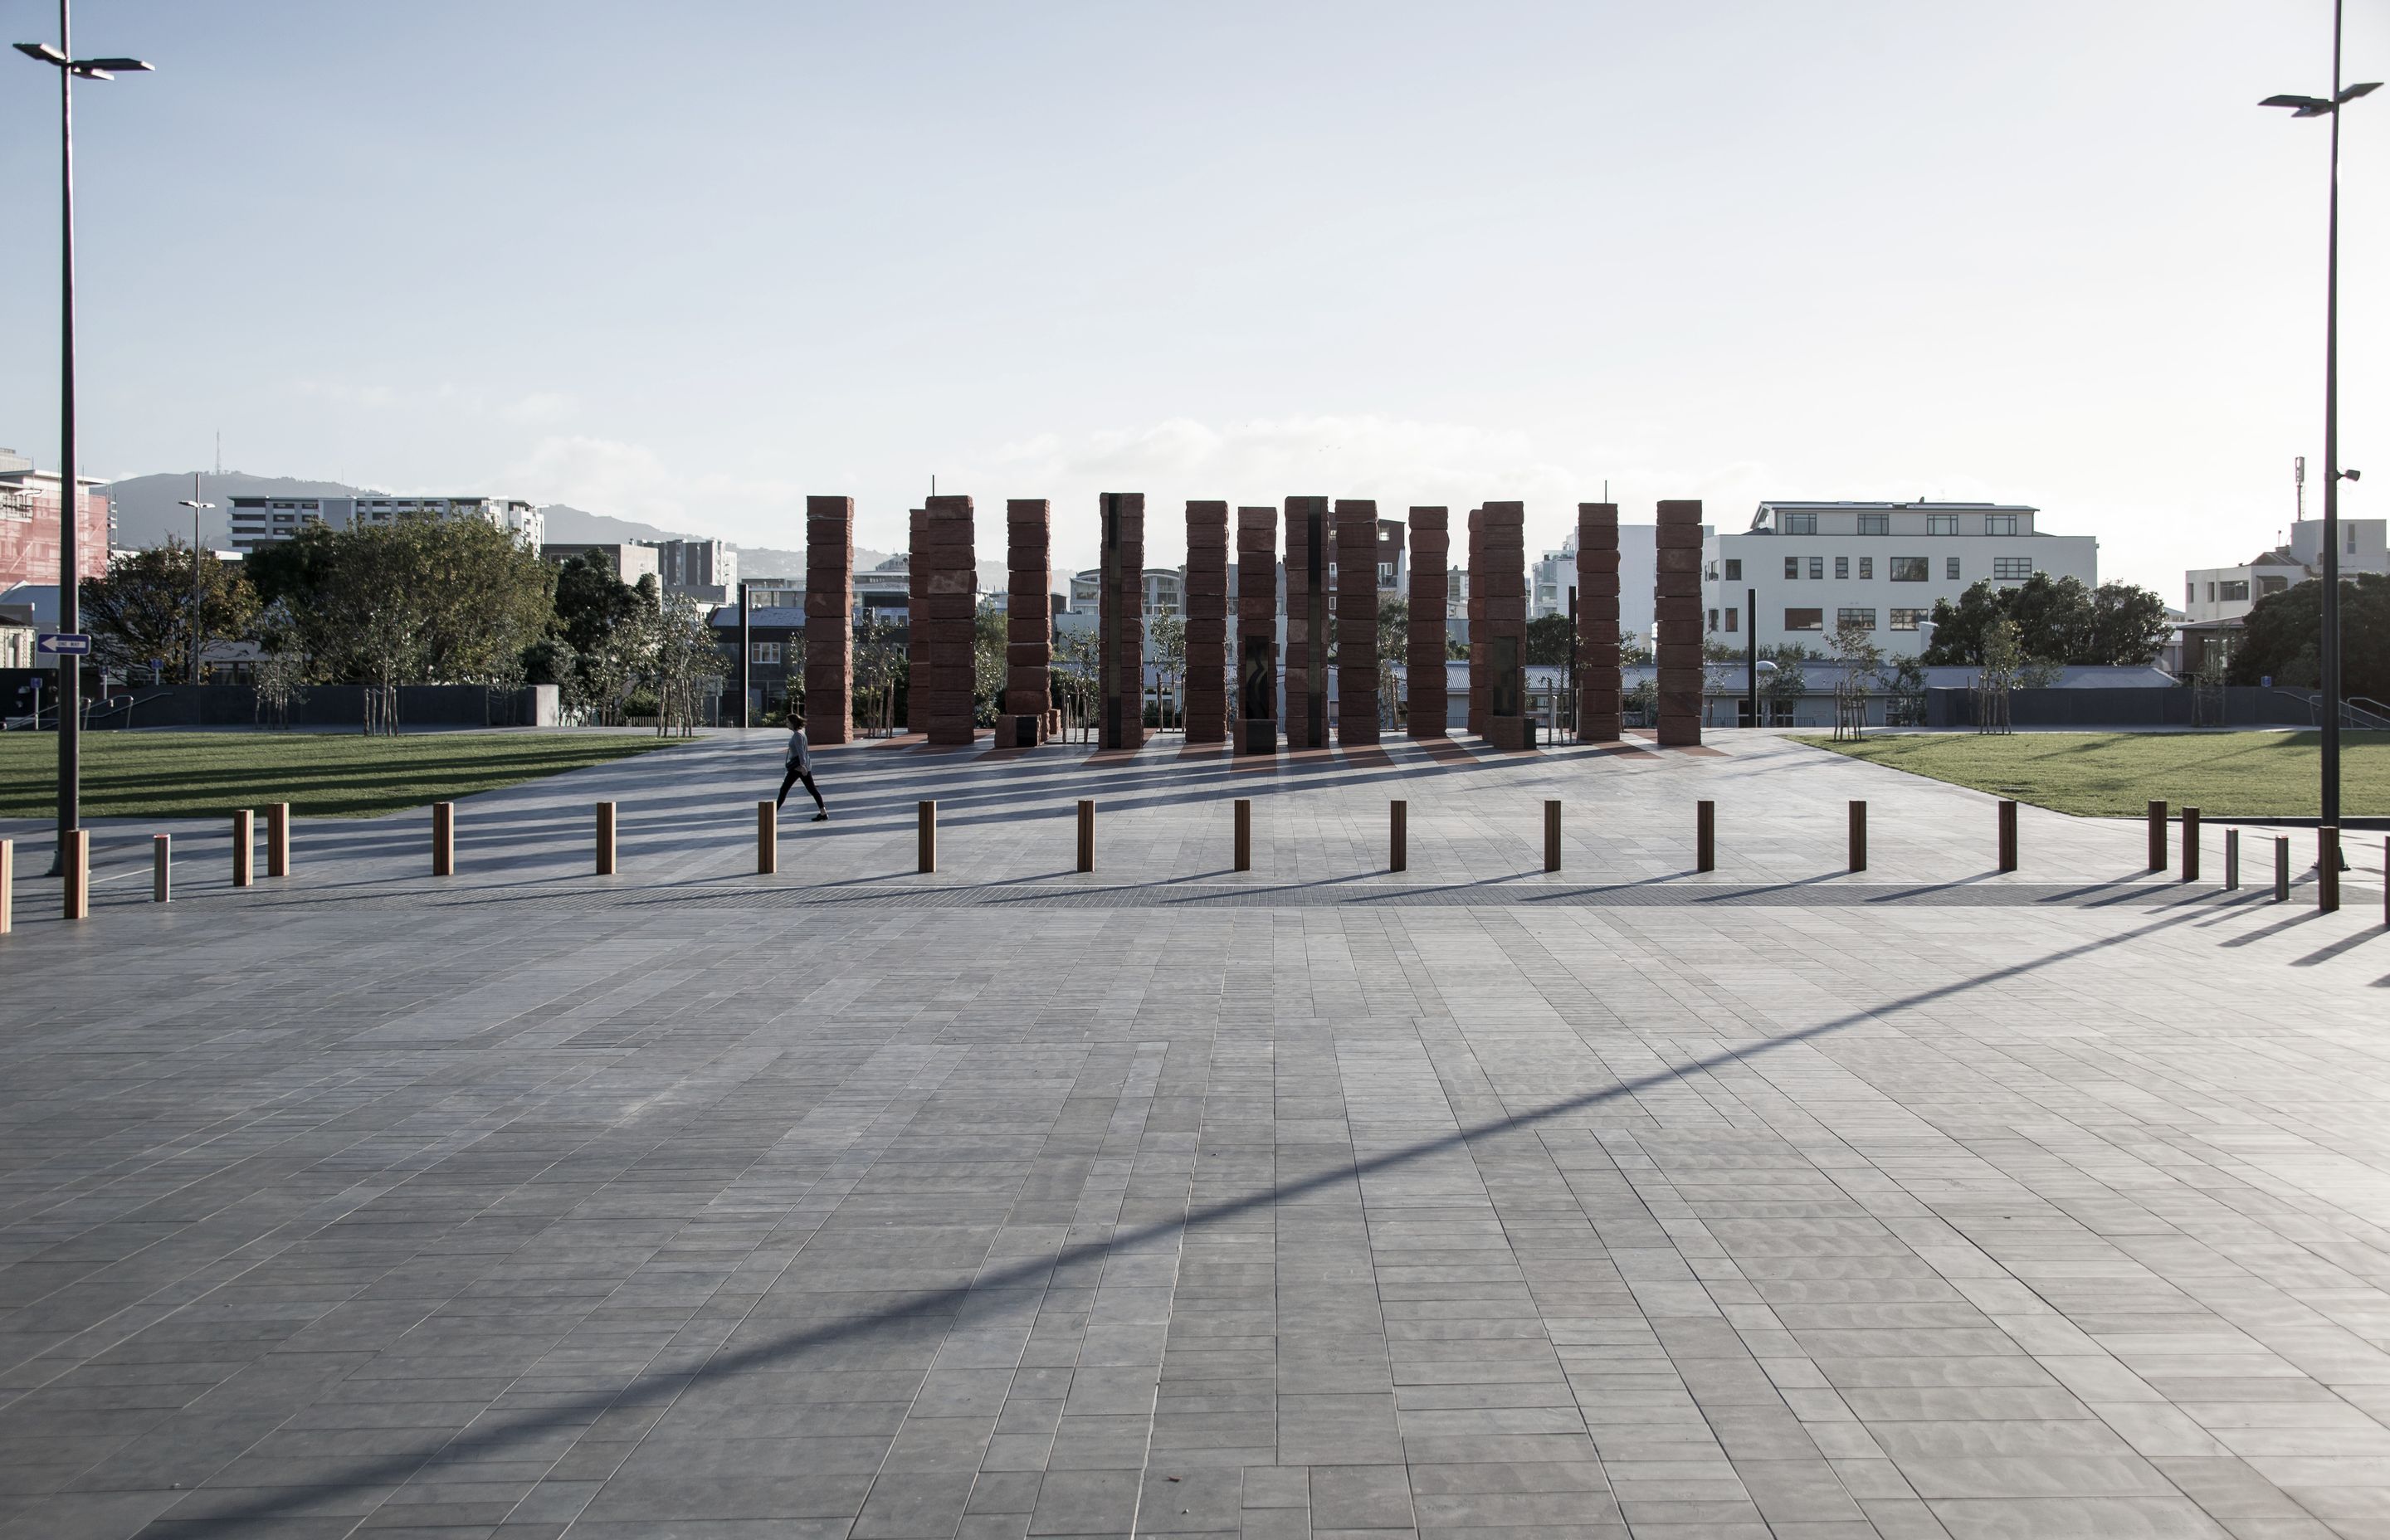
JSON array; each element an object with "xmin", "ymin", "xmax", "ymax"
[
  {"xmin": 1762, "ymin": 645, "xmax": 1809, "ymax": 726},
  {"xmin": 1147, "ymin": 613, "xmax": 1186, "ymax": 729},
  {"xmin": 647, "ymin": 592, "xmax": 720, "ymax": 737},
  {"xmin": 253, "ymin": 648, "xmax": 308, "ymax": 729},
  {"xmin": 1827, "ymin": 620, "xmax": 1884, "ymax": 739}
]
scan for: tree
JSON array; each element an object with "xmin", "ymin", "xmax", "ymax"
[
  {"xmin": 1761, "ymin": 643, "xmax": 1807, "ymax": 724},
  {"xmin": 1378, "ymin": 597, "xmax": 1408, "ymax": 664},
  {"xmin": 1920, "ymin": 574, "xmax": 2169, "ymax": 666},
  {"xmin": 2228, "ymin": 573, "xmax": 2390, "ymax": 701},
  {"xmin": 973, "ymin": 602, "xmax": 1009, "ymax": 726},
  {"xmin": 80, "ymin": 540, "xmax": 257, "ymax": 681},
  {"xmin": 1147, "ymin": 613, "xmax": 1186, "ymax": 728},
  {"xmin": 854, "ymin": 615, "xmax": 907, "ymax": 736},
  {"xmin": 1524, "ymin": 612, "xmax": 1573, "ymax": 667},
  {"xmin": 1052, "ymin": 625, "xmax": 1100, "ymax": 739},
  {"xmin": 646, "ymin": 592, "xmax": 719, "ymax": 737}
]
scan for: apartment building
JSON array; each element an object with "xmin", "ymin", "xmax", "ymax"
[
  {"xmin": 1701, "ymin": 500, "xmax": 2096, "ymax": 656},
  {"xmin": 541, "ymin": 542, "xmax": 661, "ymax": 587},
  {"xmin": 1529, "ymin": 525, "xmax": 1662, "ymax": 642},
  {"xmin": 0, "ymin": 450, "xmax": 112, "ymax": 586},
  {"xmin": 641, "ymin": 538, "xmax": 737, "ymax": 602},
  {"xmin": 2182, "ymin": 517, "xmax": 2388, "ymax": 623},
  {"xmin": 227, "ymin": 494, "xmax": 542, "ymax": 551}
]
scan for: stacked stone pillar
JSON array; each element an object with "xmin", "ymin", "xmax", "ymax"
[
  {"xmin": 1577, "ymin": 503, "xmax": 1622, "ymax": 743},
  {"xmin": 1236, "ymin": 506, "xmax": 1278, "ymax": 755},
  {"xmin": 1184, "ymin": 501, "xmax": 1230, "ymax": 744},
  {"xmin": 1479, "ymin": 501, "xmax": 1531, "ymax": 750},
  {"xmin": 1407, "ymin": 507, "xmax": 1448, "ymax": 738},
  {"xmin": 1099, "ymin": 493, "xmax": 1149, "ymax": 752},
  {"xmin": 917, "ymin": 495, "xmax": 978, "ymax": 746},
  {"xmin": 1466, "ymin": 508, "xmax": 1486, "ymax": 737},
  {"xmin": 802, "ymin": 495, "xmax": 853, "ymax": 744},
  {"xmin": 998, "ymin": 499, "xmax": 1052, "ymax": 748},
  {"xmin": 1655, "ymin": 500, "xmax": 1704, "ymax": 747},
  {"xmin": 1334, "ymin": 500, "xmax": 1380, "ymax": 746},
  {"xmin": 1285, "ymin": 496, "xmax": 1329, "ymax": 749},
  {"xmin": 905, "ymin": 508, "xmax": 929, "ymax": 734}
]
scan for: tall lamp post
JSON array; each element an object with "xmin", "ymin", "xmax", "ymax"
[
  {"xmin": 15, "ymin": 3, "xmax": 152, "ymax": 877},
  {"xmin": 179, "ymin": 477, "xmax": 213, "ymax": 685},
  {"xmin": 2261, "ymin": 0, "xmax": 2378, "ymax": 841}
]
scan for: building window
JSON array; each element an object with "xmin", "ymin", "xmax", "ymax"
[
  {"xmin": 1857, "ymin": 513, "xmax": 1889, "ymax": 535},
  {"xmin": 1724, "ymin": 607, "xmax": 1739, "ymax": 633},
  {"xmin": 1857, "ymin": 556, "xmax": 1874, "ymax": 579},
  {"xmin": 1723, "ymin": 558, "xmax": 1741, "ymax": 581},
  {"xmin": 1927, "ymin": 514, "xmax": 1959, "ymax": 535},
  {"xmin": 750, "ymin": 641, "xmax": 782, "ymax": 665},
  {"xmin": 1836, "ymin": 607, "xmax": 1877, "ymax": 631},
  {"xmin": 2260, "ymin": 575, "xmax": 2289, "ymax": 595},
  {"xmin": 1946, "ymin": 557, "xmax": 1962, "ymax": 580},
  {"xmin": 2218, "ymin": 579, "xmax": 2249, "ymax": 602},
  {"xmin": 1784, "ymin": 557, "xmax": 1799, "ymax": 579},
  {"xmin": 1807, "ymin": 557, "xmax": 1824, "ymax": 579},
  {"xmin": 1985, "ymin": 514, "xmax": 2018, "ymax": 535},
  {"xmin": 1993, "ymin": 558, "xmax": 2033, "ymax": 580},
  {"xmin": 1834, "ymin": 557, "xmax": 1849, "ymax": 580},
  {"xmin": 1784, "ymin": 607, "xmax": 1824, "ymax": 631},
  {"xmin": 1890, "ymin": 607, "xmax": 1926, "ymax": 631},
  {"xmin": 2350, "ymin": 529, "xmax": 2360, "ymax": 555},
  {"xmin": 1890, "ymin": 557, "xmax": 1929, "ymax": 582},
  {"xmin": 2205, "ymin": 582, "xmax": 2216, "ymax": 602},
  {"xmin": 1781, "ymin": 512, "xmax": 1817, "ymax": 534},
  {"xmin": 1707, "ymin": 608, "xmax": 1719, "ymax": 631},
  {"xmin": 2187, "ymin": 582, "xmax": 2197, "ymax": 605}
]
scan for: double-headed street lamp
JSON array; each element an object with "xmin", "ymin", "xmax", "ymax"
[
  {"xmin": 13, "ymin": 2, "xmax": 151, "ymax": 877},
  {"xmin": 179, "ymin": 480, "xmax": 214, "ymax": 685},
  {"xmin": 2261, "ymin": 0, "xmax": 2378, "ymax": 842}
]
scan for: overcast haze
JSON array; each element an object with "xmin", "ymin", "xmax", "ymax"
[{"xmin": 1, "ymin": 0, "xmax": 2382, "ymax": 592}]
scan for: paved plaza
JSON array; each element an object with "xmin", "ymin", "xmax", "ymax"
[{"xmin": 3, "ymin": 731, "xmax": 2390, "ymax": 1540}]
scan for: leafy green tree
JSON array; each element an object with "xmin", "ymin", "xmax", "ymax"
[
  {"xmin": 1378, "ymin": 597, "xmax": 1408, "ymax": 663},
  {"xmin": 646, "ymin": 592, "xmax": 720, "ymax": 736},
  {"xmin": 2228, "ymin": 573, "xmax": 2390, "ymax": 700},
  {"xmin": 1921, "ymin": 574, "xmax": 2168, "ymax": 666},
  {"xmin": 973, "ymin": 602, "xmax": 1010, "ymax": 726},
  {"xmin": 80, "ymin": 539, "xmax": 258, "ymax": 680},
  {"xmin": 1524, "ymin": 612, "xmax": 1574, "ymax": 668}
]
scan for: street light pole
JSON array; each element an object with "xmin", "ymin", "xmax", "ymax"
[
  {"xmin": 14, "ymin": 2, "xmax": 151, "ymax": 876},
  {"xmin": 179, "ymin": 476, "xmax": 213, "ymax": 685},
  {"xmin": 2263, "ymin": 0, "xmax": 2379, "ymax": 837}
]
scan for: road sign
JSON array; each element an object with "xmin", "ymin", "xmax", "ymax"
[{"xmin": 35, "ymin": 632, "xmax": 90, "ymax": 656}]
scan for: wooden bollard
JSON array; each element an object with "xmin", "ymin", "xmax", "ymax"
[
  {"xmin": 1997, "ymin": 800, "xmax": 2017, "ymax": 873},
  {"xmin": 2181, "ymin": 807, "xmax": 2201, "ymax": 884},
  {"xmin": 232, "ymin": 810, "xmax": 254, "ymax": 888},
  {"xmin": 1847, "ymin": 800, "xmax": 1867, "ymax": 873},
  {"xmin": 757, "ymin": 801, "xmax": 777, "ymax": 875},
  {"xmin": 1543, "ymin": 801, "xmax": 1561, "ymax": 873},
  {"xmin": 0, "ymin": 837, "xmax": 12, "ymax": 933},
  {"xmin": 1076, "ymin": 800, "xmax": 1095, "ymax": 873},
  {"xmin": 2274, "ymin": 835, "xmax": 2290, "ymax": 903},
  {"xmin": 266, "ymin": 802, "xmax": 290, "ymax": 878},
  {"xmin": 2383, "ymin": 837, "xmax": 2388, "ymax": 928},
  {"xmin": 1233, "ymin": 800, "xmax": 1251, "ymax": 872},
  {"xmin": 917, "ymin": 801, "xmax": 936, "ymax": 874},
  {"xmin": 595, "ymin": 802, "xmax": 617, "ymax": 876},
  {"xmin": 2146, "ymin": 800, "xmax": 2167, "ymax": 871},
  {"xmin": 432, "ymin": 802, "xmax": 455, "ymax": 877},
  {"xmin": 63, "ymin": 831, "xmax": 88, "ymax": 921},
  {"xmin": 2319, "ymin": 826, "xmax": 2339, "ymax": 913},
  {"xmin": 154, "ymin": 834, "xmax": 171, "ymax": 903},
  {"xmin": 1696, "ymin": 801, "xmax": 1715, "ymax": 872},
  {"xmin": 1391, "ymin": 800, "xmax": 1407, "ymax": 873},
  {"xmin": 2224, "ymin": 827, "xmax": 2240, "ymax": 890}
]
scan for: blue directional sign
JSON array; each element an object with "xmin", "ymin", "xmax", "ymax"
[{"xmin": 35, "ymin": 632, "xmax": 90, "ymax": 656}]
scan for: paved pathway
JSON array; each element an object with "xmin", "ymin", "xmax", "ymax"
[{"xmin": 2, "ymin": 731, "xmax": 2388, "ymax": 1540}]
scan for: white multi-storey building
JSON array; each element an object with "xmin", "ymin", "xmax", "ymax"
[
  {"xmin": 2182, "ymin": 517, "xmax": 2387, "ymax": 623},
  {"xmin": 1701, "ymin": 500, "xmax": 2097, "ymax": 656},
  {"xmin": 227, "ymin": 494, "xmax": 541, "ymax": 551},
  {"xmin": 1529, "ymin": 526, "xmax": 1662, "ymax": 642}
]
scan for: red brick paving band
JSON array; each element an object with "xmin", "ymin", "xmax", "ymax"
[
  {"xmin": 1656, "ymin": 498, "xmax": 1704, "ymax": 748},
  {"xmin": 1407, "ymin": 506, "xmax": 1449, "ymax": 738},
  {"xmin": 803, "ymin": 495, "xmax": 855, "ymax": 743},
  {"xmin": 1577, "ymin": 501, "xmax": 1621, "ymax": 743}
]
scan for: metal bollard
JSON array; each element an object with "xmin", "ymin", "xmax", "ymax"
[
  {"xmin": 63, "ymin": 831, "xmax": 88, "ymax": 921},
  {"xmin": 596, "ymin": 802, "xmax": 618, "ymax": 876},
  {"xmin": 2225, "ymin": 827, "xmax": 2239, "ymax": 890},
  {"xmin": 432, "ymin": 802, "xmax": 455, "ymax": 877},
  {"xmin": 232, "ymin": 809, "xmax": 254, "ymax": 888},
  {"xmin": 1544, "ymin": 801, "xmax": 1561, "ymax": 873},
  {"xmin": 266, "ymin": 802, "xmax": 290, "ymax": 878},
  {"xmin": 917, "ymin": 801, "xmax": 936, "ymax": 874},
  {"xmin": 1391, "ymin": 800, "xmax": 1407, "ymax": 873},
  {"xmin": 2319, "ymin": 826, "xmax": 2339, "ymax": 913},
  {"xmin": 2147, "ymin": 800, "xmax": 2167, "ymax": 871},
  {"xmin": 758, "ymin": 801, "xmax": 777, "ymax": 875},
  {"xmin": 1696, "ymin": 800, "xmax": 1715, "ymax": 873},
  {"xmin": 2182, "ymin": 807, "xmax": 2201, "ymax": 885},
  {"xmin": 1848, "ymin": 800, "xmax": 1867, "ymax": 874},
  {"xmin": 2274, "ymin": 835, "xmax": 2290, "ymax": 903},
  {"xmin": 1233, "ymin": 799, "xmax": 1251, "ymax": 872},
  {"xmin": 0, "ymin": 837, "xmax": 11, "ymax": 934},
  {"xmin": 1997, "ymin": 799, "xmax": 2018, "ymax": 873},
  {"xmin": 154, "ymin": 834, "xmax": 171, "ymax": 903},
  {"xmin": 1076, "ymin": 799, "xmax": 1095, "ymax": 873}
]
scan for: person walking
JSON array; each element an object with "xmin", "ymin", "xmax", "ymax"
[{"xmin": 776, "ymin": 717, "xmax": 828, "ymax": 821}]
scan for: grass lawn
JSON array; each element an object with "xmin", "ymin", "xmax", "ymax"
[
  {"xmin": 1797, "ymin": 730, "xmax": 2390, "ymax": 818},
  {"xmin": 0, "ymin": 732, "xmax": 683, "ymax": 820}
]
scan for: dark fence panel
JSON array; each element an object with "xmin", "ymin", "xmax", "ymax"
[
  {"xmin": 1924, "ymin": 686, "xmax": 2323, "ymax": 729},
  {"xmin": 58, "ymin": 684, "xmax": 558, "ymax": 731}
]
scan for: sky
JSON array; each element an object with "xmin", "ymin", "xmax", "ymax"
[{"xmin": 1, "ymin": 0, "xmax": 2383, "ymax": 595}]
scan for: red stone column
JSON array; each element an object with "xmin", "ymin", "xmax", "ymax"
[
  {"xmin": 918, "ymin": 495, "xmax": 978, "ymax": 745},
  {"xmin": 1000, "ymin": 499, "xmax": 1051, "ymax": 747},
  {"xmin": 1284, "ymin": 496, "xmax": 1329, "ymax": 748},
  {"xmin": 1236, "ymin": 505, "xmax": 1278, "ymax": 755},
  {"xmin": 1577, "ymin": 502, "xmax": 1622, "ymax": 743},
  {"xmin": 1184, "ymin": 501, "xmax": 1229, "ymax": 743},
  {"xmin": 1479, "ymin": 502, "xmax": 1531, "ymax": 750},
  {"xmin": 905, "ymin": 508, "xmax": 928, "ymax": 734},
  {"xmin": 1466, "ymin": 507, "xmax": 1487, "ymax": 737},
  {"xmin": 1407, "ymin": 507, "xmax": 1448, "ymax": 738},
  {"xmin": 1334, "ymin": 500, "xmax": 1379, "ymax": 746},
  {"xmin": 1100, "ymin": 493, "xmax": 1149, "ymax": 751},
  {"xmin": 1656, "ymin": 499, "xmax": 1704, "ymax": 747},
  {"xmin": 803, "ymin": 495, "xmax": 853, "ymax": 744}
]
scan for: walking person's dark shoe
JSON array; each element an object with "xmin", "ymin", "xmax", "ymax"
[{"xmin": 812, "ymin": 811, "xmax": 829, "ymax": 822}]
